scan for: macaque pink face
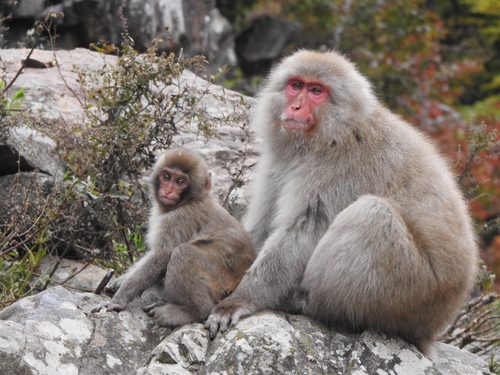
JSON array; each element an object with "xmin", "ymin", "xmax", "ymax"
[
  {"xmin": 282, "ymin": 76, "xmax": 330, "ymax": 132},
  {"xmin": 158, "ymin": 167, "xmax": 189, "ymax": 207}
]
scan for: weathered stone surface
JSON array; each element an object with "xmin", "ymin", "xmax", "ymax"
[
  {"xmin": 433, "ymin": 342, "xmax": 491, "ymax": 375},
  {"xmin": 0, "ymin": 125, "xmax": 66, "ymax": 177},
  {"xmin": 0, "ymin": 288, "xmax": 490, "ymax": 375},
  {"xmin": 137, "ymin": 323, "xmax": 209, "ymax": 375},
  {"xmin": 0, "ymin": 286, "xmax": 171, "ymax": 375},
  {"xmin": 346, "ymin": 331, "xmax": 438, "ymax": 375}
]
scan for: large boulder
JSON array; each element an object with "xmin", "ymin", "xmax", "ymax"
[
  {"xmin": 0, "ymin": 286, "xmax": 171, "ymax": 375},
  {"xmin": 0, "ymin": 286, "xmax": 490, "ymax": 375}
]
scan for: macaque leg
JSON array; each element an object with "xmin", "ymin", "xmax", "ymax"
[
  {"xmin": 145, "ymin": 303, "xmax": 199, "ymax": 327},
  {"xmin": 152, "ymin": 243, "xmax": 218, "ymax": 327},
  {"xmin": 299, "ymin": 195, "xmax": 437, "ymax": 353}
]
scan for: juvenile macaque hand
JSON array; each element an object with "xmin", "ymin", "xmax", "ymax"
[{"xmin": 91, "ymin": 300, "xmax": 126, "ymax": 313}]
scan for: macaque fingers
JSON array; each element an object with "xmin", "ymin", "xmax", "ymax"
[
  {"xmin": 90, "ymin": 303, "xmax": 105, "ymax": 313},
  {"xmin": 143, "ymin": 302, "xmax": 163, "ymax": 316},
  {"xmin": 205, "ymin": 312, "xmax": 233, "ymax": 339},
  {"xmin": 91, "ymin": 301, "xmax": 126, "ymax": 313},
  {"xmin": 206, "ymin": 298, "xmax": 258, "ymax": 338},
  {"xmin": 105, "ymin": 302, "xmax": 126, "ymax": 312}
]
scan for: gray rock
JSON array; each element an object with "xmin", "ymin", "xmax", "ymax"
[
  {"xmin": 33, "ymin": 255, "xmax": 112, "ymax": 293},
  {"xmin": 0, "ymin": 288, "xmax": 490, "ymax": 375},
  {"xmin": 0, "ymin": 286, "xmax": 171, "ymax": 375},
  {"xmin": 433, "ymin": 342, "xmax": 491, "ymax": 375},
  {"xmin": 0, "ymin": 48, "xmax": 257, "ymax": 222},
  {"xmin": 0, "ymin": 125, "xmax": 66, "ymax": 177}
]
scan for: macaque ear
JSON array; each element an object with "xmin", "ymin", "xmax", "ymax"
[{"xmin": 203, "ymin": 171, "xmax": 212, "ymax": 194}]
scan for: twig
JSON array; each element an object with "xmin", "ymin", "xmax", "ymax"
[{"xmin": 3, "ymin": 46, "xmax": 35, "ymax": 92}]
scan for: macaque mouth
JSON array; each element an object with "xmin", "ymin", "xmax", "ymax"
[
  {"xmin": 159, "ymin": 194, "xmax": 177, "ymax": 205},
  {"xmin": 281, "ymin": 116, "xmax": 314, "ymax": 131}
]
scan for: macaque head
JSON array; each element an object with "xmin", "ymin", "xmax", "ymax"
[
  {"xmin": 252, "ymin": 50, "xmax": 377, "ymax": 151},
  {"xmin": 150, "ymin": 149, "xmax": 212, "ymax": 212},
  {"xmin": 156, "ymin": 167, "xmax": 190, "ymax": 207}
]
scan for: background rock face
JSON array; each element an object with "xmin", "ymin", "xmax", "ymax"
[
  {"xmin": 0, "ymin": 0, "xmax": 235, "ymax": 73},
  {"xmin": 0, "ymin": 287, "xmax": 490, "ymax": 375},
  {"xmin": 0, "ymin": 47, "xmax": 259, "ymax": 215},
  {"xmin": 0, "ymin": 1, "xmax": 296, "ymax": 76}
]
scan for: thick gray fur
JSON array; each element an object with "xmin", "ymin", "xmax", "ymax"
[{"xmin": 206, "ymin": 50, "xmax": 478, "ymax": 353}]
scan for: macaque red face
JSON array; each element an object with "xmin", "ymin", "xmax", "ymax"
[
  {"xmin": 157, "ymin": 167, "xmax": 189, "ymax": 207},
  {"xmin": 282, "ymin": 76, "xmax": 330, "ymax": 132}
]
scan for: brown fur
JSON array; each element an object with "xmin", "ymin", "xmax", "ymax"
[{"xmin": 92, "ymin": 148, "xmax": 256, "ymax": 326}]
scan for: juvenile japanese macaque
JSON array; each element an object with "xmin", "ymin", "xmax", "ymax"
[
  {"xmin": 205, "ymin": 50, "xmax": 478, "ymax": 354},
  {"xmin": 92, "ymin": 149, "xmax": 256, "ymax": 327}
]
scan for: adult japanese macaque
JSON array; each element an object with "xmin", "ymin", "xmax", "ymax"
[
  {"xmin": 92, "ymin": 149, "xmax": 256, "ymax": 327},
  {"xmin": 205, "ymin": 50, "xmax": 478, "ymax": 354}
]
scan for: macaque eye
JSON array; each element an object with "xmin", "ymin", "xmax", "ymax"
[
  {"xmin": 291, "ymin": 81, "xmax": 302, "ymax": 90},
  {"xmin": 161, "ymin": 173, "xmax": 171, "ymax": 181},
  {"xmin": 175, "ymin": 178, "xmax": 186, "ymax": 186},
  {"xmin": 310, "ymin": 86, "xmax": 323, "ymax": 95}
]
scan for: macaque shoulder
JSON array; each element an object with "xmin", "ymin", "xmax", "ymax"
[{"xmin": 151, "ymin": 197, "xmax": 238, "ymax": 240}]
